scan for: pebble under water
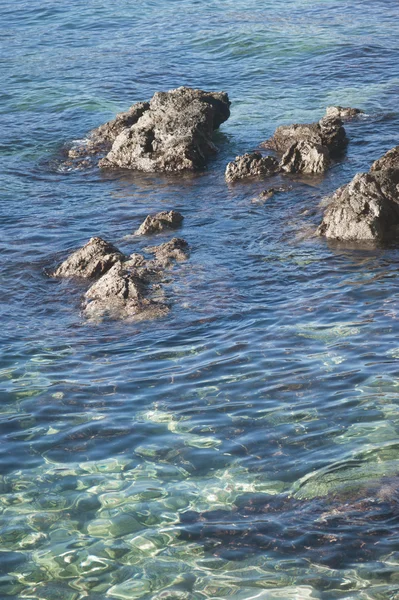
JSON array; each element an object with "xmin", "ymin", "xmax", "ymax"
[{"xmin": 2, "ymin": 0, "xmax": 399, "ymax": 598}]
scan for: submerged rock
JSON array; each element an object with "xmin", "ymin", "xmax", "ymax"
[
  {"xmin": 225, "ymin": 152, "xmax": 279, "ymax": 182},
  {"xmin": 178, "ymin": 476, "xmax": 399, "ymax": 568},
  {"xmin": 264, "ymin": 115, "xmax": 347, "ymax": 157},
  {"xmin": 135, "ymin": 211, "xmax": 184, "ymax": 235},
  {"xmin": 317, "ymin": 151, "xmax": 399, "ymax": 242},
  {"xmin": 84, "ymin": 262, "xmax": 168, "ymax": 321},
  {"xmin": 146, "ymin": 238, "xmax": 190, "ymax": 267},
  {"xmin": 52, "ymin": 237, "xmax": 124, "ymax": 279},
  {"xmin": 325, "ymin": 105, "xmax": 364, "ymax": 120},
  {"xmin": 280, "ymin": 140, "xmax": 330, "ymax": 174},
  {"xmin": 97, "ymin": 87, "xmax": 230, "ymax": 172}
]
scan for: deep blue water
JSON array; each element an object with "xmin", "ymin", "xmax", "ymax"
[{"xmin": 2, "ymin": 1, "xmax": 399, "ymax": 598}]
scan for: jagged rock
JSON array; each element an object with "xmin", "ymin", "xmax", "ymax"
[
  {"xmin": 67, "ymin": 102, "xmax": 150, "ymax": 161},
  {"xmin": 317, "ymin": 170, "xmax": 399, "ymax": 242},
  {"xmin": 135, "ymin": 211, "xmax": 184, "ymax": 235},
  {"xmin": 264, "ymin": 115, "xmax": 347, "ymax": 157},
  {"xmin": 325, "ymin": 106, "xmax": 363, "ymax": 120},
  {"xmin": 280, "ymin": 140, "xmax": 330, "ymax": 174},
  {"xmin": 98, "ymin": 87, "xmax": 230, "ymax": 172},
  {"xmin": 370, "ymin": 145, "xmax": 399, "ymax": 173},
  {"xmin": 84, "ymin": 263, "xmax": 168, "ymax": 321},
  {"xmin": 53, "ymin": 237, "xmax": 124, "ymax": 279},
  {"xmin": 146, "ymin": 238, "xmax": 190, "ymax": 267},
  {"xmin": 225, "ymin": 152, "xmax": 280, "ymax": 182}
]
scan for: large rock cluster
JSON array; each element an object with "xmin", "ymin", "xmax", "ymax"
[
  {"xmin": 225, "ymin": 114, "xmax": 348, "ymax": 182},
  {"xmin": 317, "ymin": 146, "xmax": 399, "ymax": 242},
  {"xmin": 68, "ymin": 87, "xmax": 230, "ymax": 172},
  {"xmin": 52, "ymin": 234, "xmax": 189, "ymax": 321}
]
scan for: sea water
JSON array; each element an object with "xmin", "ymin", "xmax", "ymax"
[{"xmin": 1, "ymin": 0, "xmax": 399, "ymax": 598}]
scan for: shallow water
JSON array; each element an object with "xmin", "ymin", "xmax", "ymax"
[{"xmin": 2, "ymin": 0, "xmax": 399, "ymax": 598}]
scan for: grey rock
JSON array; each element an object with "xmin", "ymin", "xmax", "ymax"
[
  {"xmin": 99, "ymin": 87, "xmax": 230, "ymax": 172},
  {"xmin": 67, "ymin": 103, "xmax": 150, "ymax": 160},
  {"xmin": 370, "ymin": 145, "xmax": 399, "ymax": 173},
  {"xmin": 317, "ymin": 170, "xmax": 399, "ymax": 242},
  {"xmin": 135, "ymin": 210, "xmax": 184, "ymax": 235},
  {"xmin": 280, "ymin": 140, "xmax": 330, "ymax": 174},
  {"xmin": 325, "ymin": 105, "xmax": 363, "ymax": 120},
  {"xmin": 225, "ymin": 152, "xmax": 280, "ymax": 182},
  {"xmin": 146, "ymin": 237, "xmax": 190, "ymax": 267},
  {"xmin": 264, "ymin": 115, "xmax": 347, "ymax": 157},
  {"xmin": 53, "ymin": 237, "xmax": 124, "ymax": 279},
  {"xmin": 84, "ymin": 262, "xmax": 169, "ymax": 321}
]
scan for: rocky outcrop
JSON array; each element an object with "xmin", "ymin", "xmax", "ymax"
[
  {"xmin": 65, "ymin": 87, "xmax": 230, "ymax": 172},
  {"xmin": 325, "ymin": 106, "xmax": 363, "ymax": 120},
  {"xmin": 52, "ymin": 236, "xmax": 189, "ymax": 320},
  {"xmin": 52, "ymin": 237, "xmax": 124, "ymax": 279},
  {"xmin": 225, "ymin": 152, "xmax": 280, "ymax": 182},
  {"xmin": 146, "ymin": 237, "xmax": 190, "ymax": 267},
  {"xmin": 370, "ymin": 145, "xmax": 399, "ymax": 173},
  {"xmin": 263, "ymin": 115, "xmax": 347, "ymax": 157},
  {"xmin": 83, "ymin": 262, "xmax": 169, "ymax": 321},
  {"xmin": 67, "ymin": 103, "xmax": 150, "ymax": 160},
  {"xmin": 135, "ymin": 210, "xmax": 184, "ymax": 235},
  {"xmin": 317, "ymin": 167, "xmax": 399, "ymax": 242},
  {"xmin": 280, "ymin": 140, "xmax": 330, "ymax": 174},
  {"xmin": 95, "ymin": 87, "xmax": 230, "ymax": 172}
]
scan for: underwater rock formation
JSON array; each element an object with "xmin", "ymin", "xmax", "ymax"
[
  {"xmin": 135, "ymin": 210, "xmax": 184, "ymax": 235},
  {"xmin": 225, "ymin": 152, "xmax": 280, "ymax": 182},
  {"xmin": 178, "ymin": 476, "xmax": 399, "ymax": 568},
  {"xmin": 317, "ymin": 147, "xmax": 399, "ymax": 242}
]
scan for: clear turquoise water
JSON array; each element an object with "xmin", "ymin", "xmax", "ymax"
[{"xmin": 2, "ymin": 1, "xmax": 399, "ymax": 598}]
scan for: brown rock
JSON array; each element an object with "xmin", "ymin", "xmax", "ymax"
[
  {"xmin": 135, "ymin": 211, "xmax": 184, "ymax": 235},
  {"xmin": 225, "ymin": 152, "xmax": 280, "ymax": 182},
  {"xmin": 325, "ymin": 106, "xmax": 363, "ymax": 120},
  {"xmin": 316, "ymin": 170, "xmax": 399, "ymax": 242},
  {"xmin": 280, "ymin": 141, "xmax": 330, "ymax": 174},
  {"xmin": 99, "ymin": 87, "xmax": 230, "ymax": 172},
  {"xmin": 264, "ymin": 115, "xmax": 347, "ymax": 157},
  {"xmin": 84, "ymin": 262, "xmax": 168, "ymax": 321},
  {"xmin": 146, "ymin": 237, "xmax": 190, "ymax": 267},
  {"xmin": 53, "ymin": 237, "xmax": 124, "ymax": 279},
  {"xmin": 370, "ymin": 145, "xmax": 399, "ymax": 173}
]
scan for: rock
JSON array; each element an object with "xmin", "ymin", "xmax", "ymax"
[
  {"xmin": 252, "ymin": 186, "xmax": 292, "ymax": 203},
  {"xmin": 316, "ymin": 170, "xmax": 399, "ymax": 242},
  {"xmin": 84, "ymin": 262, "xmax": 168, "ymax": 321},
  {"xmin": 99, "ymin": 87, "xmax": 230, "ymax": 172},
  {"xmin": 370, "ymin": 145, "xmax": 399, "ymax": 173},
  {"xmin": 264, "ymin": 115, "xmax": 347, "ymax": 157},
  {"xmin": 225, "ymin": 152, "xmax": 280, "ymax": 182},
  {"xmin": 135, "ymin": 211, "xmax": 184, "ymax": 235},
  {"xmin": 146, "ymin": 238, "xmax": 190, "ymax": 267},
  {"xmin": 53, "ymin": 237, "xmax": 124, "ymax": 279},
  {"xmin": 325, "ymin": 106, "xmax": 363, "ymax": 120},
  {"xmin": 90, "ymin": 102, "xmax": 150, "ymax": 147},
  {"xmin": 66, "ymin": 102, "xmax": 150, "ymax": 163},
  {"xmin": 280, "ymin": 140, "xmax": 330, "ymax": 174}
]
